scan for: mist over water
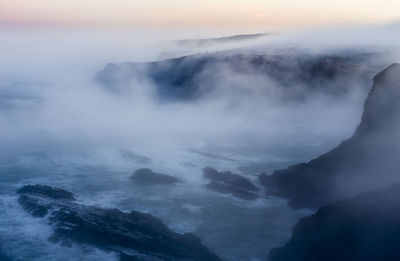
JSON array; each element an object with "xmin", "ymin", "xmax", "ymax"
[
  {"xmin": 0, "ymin": 23, "xmax": 399, "ymax": 260},
  {"xmin": 0, "ymin": 27, "xmax": 374, "ymax": 151}
]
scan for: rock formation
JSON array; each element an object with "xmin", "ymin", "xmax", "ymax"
[
  {"xmin": 269, "ymin": 182, "xmax": 400, "ymax": 261},
  {"xmin": 260, "ymin": 64, "xmax": 400, "ymax": 208},
  {"xmin": 17, "ymin": 185, "xmax": 222, "ymax": 261},
  {"xmin": 96, "ymin": 52, "xmax": 382, "ymax": 101},
  {"xmin": 202, "ymin": 167, "xmax": 259, "ymax": 200},
  {"xmin": 131, "ymin": 168, "xmax": 181, "ymax": 185}
]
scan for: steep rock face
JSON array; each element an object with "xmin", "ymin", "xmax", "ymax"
[
  {"xmin": 259, "ymin": 63, "xmax": 400, "ymax": 208},
  {"xmin": 17, "ymin": 185, "xmax": 222, "ymax": 261},
  {"xmin": 355, "ymin": 63, "xmax": 400, "ymax": 136},
  {"xmin": 269, "ymin": 182, "xmax": 400, "ymax": 261},
  {"xmin": 202, "ymin": 167, "xmax": 259, "ymax": 200},
  {"xmin": 96, "ymin": 52, "xmax": 381, "ymax": 101}
]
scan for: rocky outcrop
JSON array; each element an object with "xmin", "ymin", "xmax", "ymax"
[
  {"xmin": 17, "ymin": 185, "xmax": 222, "ymax": 261},
  {"xmin": 202, "ymin": 167, "xmax": 259, "ymax": 200},
  {"xmin": 131, "ymin": 168, "xmax": 181, "ymax": 185},
  {"xmin": 260, "ymin": 63, "xmax": 400, "ymax": 208},
  {"xmin": 269, "ymin": 182, "xmax": 400, "ymax": 261},
  {"xmin": 96, "ymin": 52, "xmax": 383, "ymax": 101}
]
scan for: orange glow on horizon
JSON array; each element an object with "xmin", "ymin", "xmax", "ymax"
[{"xmin": 0, "ymin": 0, "xmax": 399, "ymax": 30}]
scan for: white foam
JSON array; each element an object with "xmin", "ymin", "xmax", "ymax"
[
  {"xmin": 0, "ymin": 195, "xmax": 118, "ymax": 261},
  {"xmin": 181, "ymin": 203, "xmax": 203, "ymax": 214}
]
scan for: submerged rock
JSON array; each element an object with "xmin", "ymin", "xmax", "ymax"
[
  {"xmin": 269, "ymin": 182, "xmax": 400, "ymax": 261},
  {"xmin": 131, "ymin": 168, "xmax": 181, "ymax": 185},
  {"xmin": 202, "ymin": 167, "xmax": 259, "ymax": 200},
  {"xmin": 119, "ymin": 149, "xmax": 150, "ymax": 164},
  {"xmin": 180, "ymin": 161, "xmax": 197, "ymax": 168},
  {"xmin": 186, "ymin": 150, "xmax": 239, "ymax": 162},
  {"xmin": 260, "ymin": 64, "xmax": 400, "ymax": 208},
  {"xmin": 17, "ymin": 184, "xmax": 222, "ymax": 261}
]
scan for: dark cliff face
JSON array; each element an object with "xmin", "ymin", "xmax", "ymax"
[
  {"xmin": 260, "ymin": 63, "xmax": 400, "ymax": 209},
  {"xmin": 96, "ymin": 52, "xmax": 382, "ymax": 102},
  {"xmin": 356, "ymin": 63, "xmax": 400, "ymax": 137},
  {"xmin": 17, "ymin": 185, "xmax": 222, "ymax": 261},
  {"xmin": 269, "ymin": 182, "xmax": 400, "ymax": 261}
]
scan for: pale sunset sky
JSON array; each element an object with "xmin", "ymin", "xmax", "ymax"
[{"xmin": 0, "ymin": 0, "xmax": 399, "ymax": 31}]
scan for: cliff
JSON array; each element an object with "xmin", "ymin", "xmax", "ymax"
[
  {"xmin": 96, "ymin": 52, "xmax": 381, "ymax": 101},
  {"xmin": 269, "ymin": 182, "xmax": 400, "ymax": 261},
  {"xmin": 260, "ymin": 63, "xmax": 400, "ymax": 208}
]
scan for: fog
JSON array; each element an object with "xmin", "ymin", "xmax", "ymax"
[
  {"xmin": 1, "ymin": 21, "xmax": 400, "ymax": 261},
  {"xmin": 2, "ymin": 23, "xmax": 398, "ymax": 158},
  {"xmin": 0, "ymin": 22, "xmax": 399, "ymax": 204}
]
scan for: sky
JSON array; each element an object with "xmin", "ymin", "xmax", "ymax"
[{"xmin": 0, "ymin": 0, "xmax": 399, "ymax": 32}]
